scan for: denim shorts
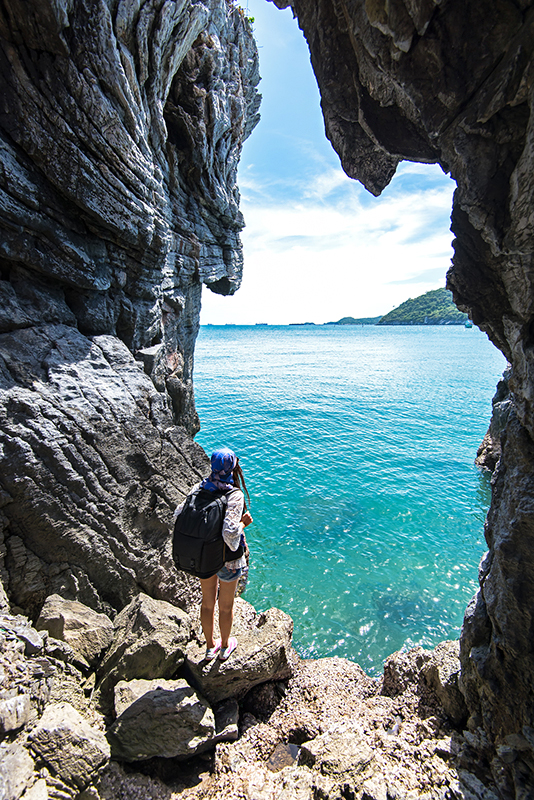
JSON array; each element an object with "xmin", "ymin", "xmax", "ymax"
[{"xmin": 217, "ymin": 565, "xmax": 243, "ymax": 583}]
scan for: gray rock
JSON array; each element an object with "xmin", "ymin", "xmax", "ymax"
[
  {"xmin": 43, "ymin": 636, "xmax": 86, "ymax": 669},
  {"xmin": 299, "ymin": 725, "xmax": 375, "ymax": 781},
  {"xmin": 361, "ymin": 777, "xmax": 388, "ymax": 800},
  {"xmin": 28, "ymin": 701, "xmax": 110, "ymax": 790},
  {"xmin": 185, "ymin": 598, "xmax": 294, "ymax": 704},
  {"xmin": 107, "ymin": 678, "xmax": 215, "ymax": 761},
  {"xmin": 381, "ymin": 646, "xmax": 430, "ymax": 697},
  {"xmin": 0, "ymin": 615, "xmax": 43, "ymax": 656},
  {"xmin": 19, "ymin": 779, "xmax": 48, "ymax": 800},
  {"xmin": 0, "ymin": 577, "xmax": 9, "ymax": 614},
  {"xmin": 213, "ymin": 697, "xmax": 240, "ymax": 744},
  {"xmin": 422, "ymin": 640, "xmax": 467, "ymax": 726},
  {"xmin": 0, "ymin": 741, "xmax": 35, "ymax": 800},
  {"xmin": 36, "ymin": 595, "xmax": 113, "ymax": 667},
  {"xmin": 475, "ymin": 367, "xmax": 513, "ymax": 472},
  {"xmin": 0, "ymin": 693, "xmax": 31, "ymax": 734},
  {"xmin": 96, "ymin": 593, "xmax": 192, "ymax": 707},
  {"xmin": 0, "ymin": 0, "xmax": 260, "ymax": 619}
]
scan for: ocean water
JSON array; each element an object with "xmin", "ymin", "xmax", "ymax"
[{"xmin": 193, "ymin": 324, "xmax": 506, "ymax": 675}]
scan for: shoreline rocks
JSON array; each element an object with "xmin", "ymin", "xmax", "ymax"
[{"xmin": 0, "ymin": 590, "xmax": 501, "ymax": 800}]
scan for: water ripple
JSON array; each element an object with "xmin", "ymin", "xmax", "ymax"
[{"xmin": 195, "ymin": 325, "xmax": 505, "ymax": 674}]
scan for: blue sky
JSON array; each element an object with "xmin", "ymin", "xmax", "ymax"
[{"xmin": 200, "ymin": 0, "xmax": 456, "ymax": 325}]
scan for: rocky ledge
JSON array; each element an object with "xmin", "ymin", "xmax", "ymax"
[{"xmin": 0, "ymin": 589, "xmax": 503, "ymax": 800}]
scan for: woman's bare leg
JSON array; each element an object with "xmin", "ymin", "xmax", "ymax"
[
  {"xmin": 218, "ymin": 578, "xmax": 238, "ymax": 647},
  {"xmin": 199, "ymin": 575, "xmax": 219, "ymax": 648}
]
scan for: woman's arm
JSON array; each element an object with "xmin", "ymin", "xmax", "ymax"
[{"xmin": 222, "ymin": 490, "xmax": 245, "ymax": 551}]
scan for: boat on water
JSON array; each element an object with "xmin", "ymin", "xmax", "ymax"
[{"xmin": 465, "ymin": 319, "xmax": 473, "ymax": 328}]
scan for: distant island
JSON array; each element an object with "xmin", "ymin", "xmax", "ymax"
[
  {"xmin": 378, "ymin": 288, "xmax": 468, "ymax": 325},
  {"xmin": 325, "ymin": 316, "xmax": 382, "ymax": 325}
]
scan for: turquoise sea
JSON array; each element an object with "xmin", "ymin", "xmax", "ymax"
[{"xmin": 193, "ymin": 325, "xmax": 506, "ymax": 675}]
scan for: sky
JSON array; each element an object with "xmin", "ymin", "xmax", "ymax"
[{"xmin": 199, "ymin": 0, "xmax": 457, "ymax": 325}]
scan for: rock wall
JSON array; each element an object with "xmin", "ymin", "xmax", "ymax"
[
  {"xmin": 0, "ymin": 0, "xmax": 260, "ymax": 616},
  {"xmin": 269, "ymin": 0, "xmax": 534, "ymax": 795}
]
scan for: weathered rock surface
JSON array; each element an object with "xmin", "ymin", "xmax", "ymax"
[
  {"xmin": 36, "ymin": 594, "xmax": 114, "ymax": 668},
  {"xmin": 0, "ymin": 0, "xmax": 260, "ymax": 618},
  {"xmin": 0, "ymin": 741, "xmax": 35, "ymax": 800},
  {"xmin": 108, "ymin": 678, "xmax": 215, "ymax": 761},
  {"xmin": 28, "ymin": 701, "xmax": 110, "ymax": 789},
  {"xmin": 185, "ymin": 598, "xmax": 295, "ymax": 704},
  {"xmin": 269, "ymin": 0, "xmax": 534, "ymax": 794},
  {"xmin": 0, "ymin": 621, "xmax": 492, "ymax": 800},
  {"xmin": 476, "ymin": 367, "xmax": 513, "ymax": 471},
  {"xmin": 422, "ymin": 640, "xmax": 468, "ymax": 727},
  {"xmin": 203, "ymin": 645, "xmax": 497, "ymax": 800},
  {"xmin": 95, "ymin": 593, "xmax": 192, "ymax": 708}
]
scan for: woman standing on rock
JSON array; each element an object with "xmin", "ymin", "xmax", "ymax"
[{"xmin": 173, "ymin": 447, "xmax": 252, "ymax": 661}]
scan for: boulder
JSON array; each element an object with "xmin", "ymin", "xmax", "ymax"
[
  {"xmin": 96, "ymin": 593, "xmax": 192, "ymax": 706},
  {"xmin": 107, "ymin": 678, "xmax": 215, "ymax": 761},
  {"xmin": 20, "ymin": 779, "xmax": 48, "ymax": 800},
  {"xmin": 185, "ymin": 598, "xmax": 294, "ymax": 704},
  {"xmin": 0, "ymin": 615, "xmax": 43, "ymax": 656},
  {"xmin": 28, "ymin": 702, "xmax": 110, "ymax": 790},
  {"xmin": 36, "ymin": 595, "xmax": 114, "ymax": 667},
  {"xmin": 0, "ymin": 741, "xmax": 35, "ymax": 800},
  {"xmin": 0, "ymin": 693, "xmax": 31, "ymax": 734},
  {"xmin": 299, "ymin": 725, "xmax": 376, "ymax": 781}
]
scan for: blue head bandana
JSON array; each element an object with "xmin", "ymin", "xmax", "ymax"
[{"xmin": 201, "ymin": 447, "xmax": 237, "ymax": 492}]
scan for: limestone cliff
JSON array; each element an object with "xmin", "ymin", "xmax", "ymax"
[
  {"xmin": 0, "ymin": 0, "xmax": 260, "ymax": 616},
  {"xmin": 270, "ymin": 0, "xmax": 534, "ymax": 796}
]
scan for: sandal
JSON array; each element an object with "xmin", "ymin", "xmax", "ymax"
[
  {"xmin": 219, "ymin": 636, "xmax": 237, "ymax": 661},
  {"xmin": 205, "ymin": 639, "xmax": 221, "ymax": 661}
]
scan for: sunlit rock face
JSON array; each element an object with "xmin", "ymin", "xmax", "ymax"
[
  {"xmin": 0, "ymin": 0, "xmax": 259, "ymax": 616},
  {"xmin": 271, "ymin": 0, "xmax": 534, "ymax": 795}
]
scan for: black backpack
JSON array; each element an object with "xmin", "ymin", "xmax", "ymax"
[{"xmin": 172, "ymin": 487, "xmax": 244, "ymax": 579}]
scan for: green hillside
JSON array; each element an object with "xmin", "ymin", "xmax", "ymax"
[
  {"xmin": 325, "ymin": 316, "xmax": 382, "ymax": 325},
  {"xmin": 378, "ymin": 288, "xmax": 468, "ymax": 325}
]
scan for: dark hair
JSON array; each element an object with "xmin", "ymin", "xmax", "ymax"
[{"xmin": 232, "ymin": 458, "xmax": 250, "ymax": 511}]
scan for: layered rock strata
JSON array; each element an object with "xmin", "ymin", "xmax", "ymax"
[
  {"xmin": 269, "ymin": 0, "xmax": 534, "ymax": 795},
  {"xmin": 0, "ymin": 0, "xmax": 260, "ymax": 616}
]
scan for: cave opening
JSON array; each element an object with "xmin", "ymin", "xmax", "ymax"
[{"xmin": 194, "ymin": 0, "xmax": 508, "ymax": 676}]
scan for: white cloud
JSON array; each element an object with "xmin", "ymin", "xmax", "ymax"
[{"xmin": 200, "ymin": 164, "xmax": 456, "ymax": 325}]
